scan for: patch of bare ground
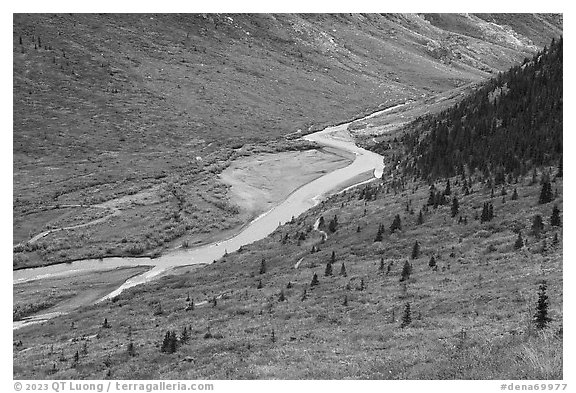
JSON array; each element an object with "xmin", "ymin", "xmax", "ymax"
[{"xmin": 220, "ymin": 148, "xmax": 354, "ymax": 220}]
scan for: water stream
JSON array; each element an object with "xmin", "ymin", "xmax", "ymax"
[{"xmin": 13, "ymin": 105, "xmax": 398, "ymax": 329}]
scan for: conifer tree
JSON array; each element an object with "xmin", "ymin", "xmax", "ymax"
[
  {"xmin": 390, "ymin": 214, "xmax": 402, "ymax": 233},
  {"xmin": 427, "ymin": 189, "xmax": 435, "ymax": 206},
  {"xmin": 169, "ymin": 331, "xmax": 178, "ymax": 353},
  {"xmin": 374, "ymin": 224, "xmax": 384, "ymax": 242},
  {"xmin": 444, "ymin": 179, "xmax": 451, "ymax": 196},
  {"xmin": 330, "ymin": 251, "xmax": 336, "ymax": 264},
  {"xmin": 411, "ymin": 241, "xmax": 420, "ymax": 259},
  {"xmin": 180, "ymin": 326, "xmax": 190, "ymax": 344},
  {"xmin": 556, "ymin": 158, "xmax": 563, "ymax": 178},
  {"xmin": 340, "ymin": 262, "xmax": 347, "ymax": 277},
  {"xmin": 310, "ymin": 273, "xmax": 319, "ymax": 287},
  {"xmin": 428, "ymin": 255, "xmax": 436, "ymax": 268},
  {"xmin": 324, "ymin": 261, "xmax": 333, "ymax": 276},
  {"xmin": 127, "ymin": 342, "xmax": 136, "ymax": 357},
  {"xmin": 534, "ymin": 283, "xmax": 552, "ymax": 330},
  {"xmin": 514, "ymin": 231, "xmax": 524, "ymax": 250},
  {"xmin": 379, "ymin": 257, "xmax": 385, "ymax": 272},
  {"xmin": 539, "ymin": 180, "xmax": 553, "ymax": 204},
  {"xmin": 400, "ymin": 260, "xmax": 412, "ymax": 282},
  {"xmin": 259, "ymin": 258, "xmax": 266, "ymax": 274},
  {"xmin": 161, "ymin": 331, "xmax": 171, "ymax": 353},
  {"xmin": 278, "ymin": 290, "xmax": 286, "ymax": 302},
  {"xmin": 512, "ymin": 188, "xmax": 518, "ymax": 200},
  {"xmin": 550, "ymin": 205, "xmax": 561, "ymax": 227},
  {"xmin": 451, "ymin": 196, "xmax": 459, "ymax": 217},
  {"xmin": 343, "ymin": 295, "xmax": 348, "ymax": 307},
  {"xmin": 400, "ymin": 303, "xmax": 412, "ymax": 328},
  {"xmin": 532, "ymin": 215, "xmax": 544, "ymax": 237},
  {"xmin": 301, "ymin": 289, "xmax": 307, "ymax": 301},
  {"xmin": 417, "ymin": 210, "xmax": 424, "ymax": 225},
  {"xmin": 328, "ymin": 215, "xmax": 338, "ymax": 233}
]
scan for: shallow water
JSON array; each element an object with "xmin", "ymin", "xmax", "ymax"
[{"xmin": 13, "ymin": 109, "xmax": 389, "ymax": 328}]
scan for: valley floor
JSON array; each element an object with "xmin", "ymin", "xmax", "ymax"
[{"xmin": 13, "ymin": 169, "xmax": 562, "ymax": 379}]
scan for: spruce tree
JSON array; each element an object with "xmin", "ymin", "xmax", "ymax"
[
  {"xmin": 550, "ymin": 205, "xmax": 561, "ymax": 227},
  {"xmin": 390, "ymin": 214, "xmax": 402, "ymax": 233},
  {"xmin": 417, "ymin": 210, "xmax": 424, "ymax": 225},
  {"xmin": 514, "ymin": 232, "xmax": 524, "ymax": 250},
  {"xmin": 328, "ymin": 215, "xmax": 338, "ymax": 233},
  {"xmin": 169, "ymin": 331, "xmax": 178, "ymax": 353},
  {"xmin": 400, "ymin": 260, "xmax": 412, "ymax": 282},
  {"xmin": 512, "ymin": 188, "xmax": 518, "ymax": 200},
  {"xmin": 161, "ymin": 331, "xmax": 171, "ymax": 353},
  {"xmin": 324, "ymin": 261, "xmax": 333, "ymax": 276},
  {"xmin": 428, "ymin": 255, "xmax": 436, "ymax": 268},
  {"xmin": 411, "ymin": 241, "xmax": 420, "ymax": 259},
  {"xmin": 534, "ymin": 283, "xmax": 552, "ymax": 330},
  {"xmin": 451, "ymin": 196, "xmax": 459, "ymax": 218},
  {"xmin": 343, "ymin": 295, "xmax": 348, "ymax": 307},
  {"xmin": 444, "ymin": 179, "xmax": 451, "ymax": 196},
  {"xmin": 330, "ymin": 251, "xmax": 336, "ymax": 264},
  {"xmin": 310, "ymin": 273, "xmax": 319, "ymax": 287},
  {"xmin": 340, "ymin": 262, "xmax": 347, "ymax": 277},
  {"xmin": 180, "ymin": 326, "xmax": 190, "ymax": 344},
  {"xmin": 427, "ymin": 189, "xmax": 435, "ymax": 206},
  {"xmin": 400, "ymin": 303, "xmax": 412, "ymax": 328},
  {"xmin": 532, "ymin": 215, "xmax": 544, "ymax": 237},
  {"xmin": 259, "ymin": 258, "xmax": 266, "ymax": 274},
  {"xmin": 539, "ymin": 180, "xmax": 553, "ymax": 204},
  {"xmin": 374, "ymin": 224, "xmax": 384, "ymax": 242},
  {"xmin": 379, "ymin": 257, "xmax": 385, "ymax": 272},
  {"xmin": 127, "ymin": 342, "xmax": 136, "ymax": 357}
]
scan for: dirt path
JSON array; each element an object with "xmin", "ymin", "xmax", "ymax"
[{"xmin": 14, "ymin": 204, "xmax": 121, "ymax": 249}]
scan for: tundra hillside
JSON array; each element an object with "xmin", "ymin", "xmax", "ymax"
[
  {"xmin": 13, "ymin": 36, "xmax": 563, "ymax": 380},
  {"xmin": 13, "ymin": 14, "xmax": 562, "ymax": 268}
]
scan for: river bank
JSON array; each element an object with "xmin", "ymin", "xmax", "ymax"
[{"xmin": 13, "ymin": 104, "xmax": 390, "ymax": 330}]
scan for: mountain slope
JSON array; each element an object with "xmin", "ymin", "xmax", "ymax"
[
  {"xmin": 13, "ymin": 13, "xmax": 562, "ymax": 267},
  {"xmin": 395, "ymin": 37, "xmax": 562, "ymax": 180}
]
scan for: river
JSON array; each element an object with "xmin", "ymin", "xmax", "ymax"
[{"xmin": 13, "ymin": 106, "xmax": 392, "ymax": 329}]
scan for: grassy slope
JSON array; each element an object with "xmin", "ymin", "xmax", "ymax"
[
  {"xmin": 13, "ymin": 166, "xmax": 563, "ymax": 379},
  {"xmin": 13, "ymin": 13, "xmax": 562, "ymax": 268}
]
